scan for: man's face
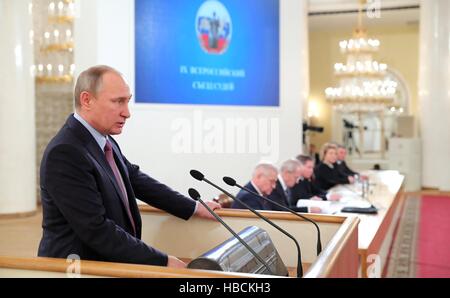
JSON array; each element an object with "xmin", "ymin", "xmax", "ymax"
[
  {"xmin": 84, "ymin": 72, "xmax": 132, "ymax": 135},
  {"xmin": 283, "ymin": 168, "xmax": 300, "ymax": 188},
  {"xmin": 337, "ymin": 148, "xmax": 347, "ymax": 161},
  {"xmin": 301, "ymin": 160, "xmax": 314, "ymax": 179},
  {"xmin": 255, "ymin": 171, "xmax": 278, "ymax": 196}
]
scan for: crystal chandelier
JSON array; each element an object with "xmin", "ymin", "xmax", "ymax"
[{"xmin": 325, "ymin": 1, "xmax": 397, "ymax": 112}]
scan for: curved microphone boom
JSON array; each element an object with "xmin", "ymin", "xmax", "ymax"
[
  {"xmin": 223, "ymin": 176, "xmax": 322, "ymax": 255},
  {"xmin": 187, "ymin": 188, "xmax": 274, "ymax": 275},
  {"xmin": 189, "ymin": 169, "xmax": 304, "ymax": 277}
]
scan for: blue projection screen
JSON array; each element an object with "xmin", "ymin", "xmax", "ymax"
[{"xmin": 135, "ymin": 0, "xmax": 280, "ymax": 106}]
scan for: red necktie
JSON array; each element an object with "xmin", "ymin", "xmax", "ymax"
[{"xmin": 104, "ymin": 140, "xmax": 136, "ymax": 236}]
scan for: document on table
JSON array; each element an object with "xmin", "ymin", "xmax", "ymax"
[{"xmin": 297, "ymin": 194, "xmax": 372, "ymax": 214}]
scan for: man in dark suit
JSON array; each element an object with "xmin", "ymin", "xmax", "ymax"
[
  {"xmin": 309, "ymin": 144, "xmax": 321, "ymax": 166},
  {"xmin": 291, "ymin": 155, "xmax": 341, "ymax": 207},
  {"xmin": 265, "ymin": 159, "xmax": 321, "ymax": 213},
  {"xmin": 231, "ymin": 163, "xmax": 278, "ymax": 210},
  {"xmin": 336, "ymin": 145, "xmax": 359, "ymax": 177},
  {"xmin": 38, "ymin": 65, "xmax": 220, "ymax": 268}
]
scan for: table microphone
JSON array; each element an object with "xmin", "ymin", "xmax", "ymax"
[
  {"xmin": 189, "ymin": 169, "xmax": 303, "ymax": 277},
  {"xmin": 187, "ymin": 188, "xmax": 274, "ymax": 275},
  {"xmin": 223, "ymin": 176, "xmax": 322, "ymax": 255}
]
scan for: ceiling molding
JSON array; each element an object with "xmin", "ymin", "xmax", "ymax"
[
  {"xmin": 308, "ymin": 0, "xmax": 420, "ymax": 14},
  {"xmin": 308, "ymin": 0, "xmax": 420, "ymax": 31}
]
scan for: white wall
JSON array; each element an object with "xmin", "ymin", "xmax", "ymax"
[
  {"xmin": 0, "ymin": 0, "xmax": 36, "ymax": 214},
  {"xmin": 75, "ymin": 0, "xmax": 308, "ymax": 199}
]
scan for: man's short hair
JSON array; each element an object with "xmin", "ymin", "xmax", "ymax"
[
  {"xmin": 280, "ymin": 159, "xmax": 301, "ymax": 173},
  {"xmin": 295, "ymin": 154, "xmax": 313, "ymax": 165},
  {"xmin": 336, "ymin": 144, "xmax": 346, "ymax": 150},
  {"xmin": 73, "ymin": 65, "xmax": 122, "ymax": 109},
  {"xmin": 252, "ymin": 162, "xmax": 278, "ymax": 178}
]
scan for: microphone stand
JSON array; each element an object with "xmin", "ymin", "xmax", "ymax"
[
  {"xmin": 224, "ymin": 177, "xmax": 322, "ymax": 256},
  {"xmin": 188, "ymin": 188, "xmax": 275, "ymax": 275},
  {"xmin": 190, "ymin": 170, "xmax": 303, "ymax": 277}
]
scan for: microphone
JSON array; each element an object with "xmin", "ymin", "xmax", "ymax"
[
  {"xmin": 223, "ymin": 176, "xmax": 322, "ymax": 256},
  {"xmin": 190, "ymin": 169, "xmax": 304, "ymax": 277},
  {"xmin": 187, "ymin": 188, "xmax": 275, "ymax": 275},
  {"xmin": 342, "ymin": 183, "xmax": 376, "ymax": 207}
]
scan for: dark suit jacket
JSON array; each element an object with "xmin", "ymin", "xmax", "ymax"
[
  {"xmin": 313, "ymin": 153, "xmax": 320, "ymax": 166},
  {"xmin": 265, "ymin": 180, "xmax": 308, "ymax": 213},
  {"xmin": 313, "ymin": 162, "xmax": 350, "ymax": 190},
  {"xmin": 336, "ymin": 160, "xmax": 358, "ymax": 177},
  {"xmin": 290, "ymin": 178, "xmax": 328, "ymax": 206},
  {"xmin": 38, "ymin": 114, "xmax": 196, "ymax": 266},
  {"xmin": 231, "ymin": 182, "xmax": 266, "ymax": 210}
]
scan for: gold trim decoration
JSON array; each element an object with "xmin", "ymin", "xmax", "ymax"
[
  {"xmin": 48, "ymin": 15, "xmax": 74, "ymax": 24},
  {"xmin": 35, "ymin": 75, "xmax": 73, "ymax": 84},
  {"xmin": 42, "ymin": 42, "xmax": 74, "ymax": 53}
]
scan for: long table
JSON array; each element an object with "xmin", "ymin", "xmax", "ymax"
[{"xmin": 329, "ymin": 170, "xmax": 405, "ymax": 277}]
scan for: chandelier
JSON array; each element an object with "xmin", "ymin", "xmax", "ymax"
[{"xmin": 325, "ymin": 1, "xmax": 397, "ymax": 112}]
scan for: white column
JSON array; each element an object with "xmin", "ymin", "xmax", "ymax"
[
  {"xmin": 418, "ymin": 0, "xmax": 450, "ymax": 191},
  {"xmin": 280, "ymin": 0, "xmax": 307, "ymax": 155},
  {"xmin": 0, "ymin": 0, "xmax": 36, "ymax": 214}
]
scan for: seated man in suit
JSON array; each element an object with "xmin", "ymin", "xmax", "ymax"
[
  {"xmin": 291, "ymin": 155, "xmax": 341, "ymax": 207},
  {"xmin": 309, "ymin": 143, "xmax": 321, "ymax": 166},
  {"xmin": 314, "ymin": 143, "xmax": 355, "ymax": 190},
  {"xmin": 265, "ymin": 159, "xmax": 321, "ymax": 213},
  {"xmin": 38, "ymin": 65, "xmax": 220, "ymax": 269},
  {"xmin": 231, "ymin": 163, "xmax": 278, "ymax": 210},
  {"xmin": 336, "ymin": 145, "xmax": 359, "ymax": 177}
]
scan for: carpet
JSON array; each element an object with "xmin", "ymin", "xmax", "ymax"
[
  {"xmin": 417, "ymin": 195, "xmax": 450, "ymax": 277},
  {"xmin": 385, "ymin": 195, "xmax": 450, "ymax": 278}
]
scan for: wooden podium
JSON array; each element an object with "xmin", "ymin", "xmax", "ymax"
[{"xmin": 0, "ymin": 208, "xmax": 359, "ymax": 278}]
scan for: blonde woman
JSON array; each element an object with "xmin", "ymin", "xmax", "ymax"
[{"xmin": 313, "ymin": 143, "xmax": 355, "ymax": 190}]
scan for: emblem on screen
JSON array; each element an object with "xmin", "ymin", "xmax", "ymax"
[{"xmin": 195, "ymin": 0, "xmax": 232, "ymax": 54}]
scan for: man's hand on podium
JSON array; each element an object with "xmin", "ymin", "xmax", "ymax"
[
  {"xmin": 167, "ymin": 255, "xmax": 187, "ymax": 268},
  {"xmin": 194, "ymin": 200, "xmax": 221, "ymax": 221}
]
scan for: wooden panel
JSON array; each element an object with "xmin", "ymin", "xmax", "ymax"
[
  {"xmin": 139, "ymin": 207, "xmax": 344, "ymax": 266},
  {"xmin": 139, "ymin": 206, "xmax": 347, "ymax": 224},
  {"xmin": 139, "ymin": 207, "xmax": 360, "ymax": 277},
  {"xmin": 305, "ymin": 216, "xmax": 359, "ymax": 278},
  {"xmin": 0, "ymin": 210, "xmax": 359, "ymax": 278},
  {"xmin": 0, "ymin": 256, "xmax": 272, "ymax": 278}
]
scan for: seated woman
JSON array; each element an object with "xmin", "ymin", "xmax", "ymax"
[{"xmin": 314, "ymin": 143, "xmax": 355, "ymax": 190}]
